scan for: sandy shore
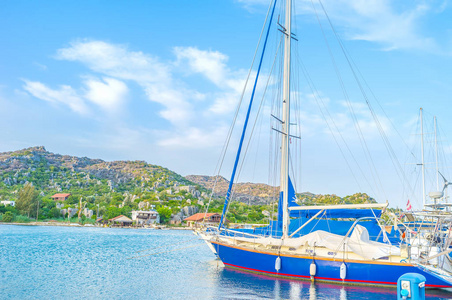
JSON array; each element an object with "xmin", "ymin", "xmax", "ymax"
[{"xmin": 0, "ymin": 222, "xmax": 192, "ymax": 230}]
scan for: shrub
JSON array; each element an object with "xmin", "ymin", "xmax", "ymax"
[
  {"xmin": 49, "ymin": 207, "xmax": 61, "ymax": 219},
  {"xmin": 14, "ymin": 215, "xmax": 32, "ymax": 223},
  {"xmin": 2, "ymin": 211, "xmax": 13, "ymax": 222}
]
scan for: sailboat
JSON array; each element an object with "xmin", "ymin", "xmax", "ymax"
[
  {"xmin": 393, "ymin": 109, "xmax": 452, "ymax": 281},
  {"xmin": 200, "ymin": 0, "xmax": 452, "ymax": 288}
]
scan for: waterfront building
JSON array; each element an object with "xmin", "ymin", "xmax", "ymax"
[
  {"xmin": 131, "ymin": 210, "xmax": 160, "ymax": 225},
  {"xmin": 108, "ymin": 215, "xmax": 133, "ymax": 227},
  {"xmin": 184, "ymin": 213, "xmax": 222, "ymax": 228}
]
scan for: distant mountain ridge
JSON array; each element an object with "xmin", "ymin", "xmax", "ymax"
[
  {"xmin": 185, "ymin": 175, "xmax": 279, "ymax": 205},
  {"xmin": 185, "ymin": 175, "xmax": 376, "ymax": 206}
]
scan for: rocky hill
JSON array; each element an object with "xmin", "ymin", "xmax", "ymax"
[
  {"xmin": 0, "ymin": 146, "xmax": 203, "ymax": 200},
  {"xmin": 185, "ymin": 175, "xmax": 376, "ymax": 205},
  {"xmin": 185, "ymin": 175, "xmax": 279, "ymax": 205},
  {"xmin": 0, "ymin": 147, "xmax": 376, "ymax": 207}
]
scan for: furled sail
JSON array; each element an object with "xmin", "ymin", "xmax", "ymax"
[{"xmin": 276, "ymin": 177, "xmax": 299, "ymax": 232}]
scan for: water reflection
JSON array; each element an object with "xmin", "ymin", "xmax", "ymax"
[
  {"xmin": 289, "ymin": 281, "xmax": 301, "ymax": 299},
  {"xmin": 273, "ymin": 280, "xmax": 280, "ymax": 300},
  {"xmin": 216, "ymin": 266, "xmax": 451, "ymax": 300},
  {"xmin": 309, "ymin": 282, "xmax": 317, "ymax": 300},
  {"xmin": 340, "ymin": 287, "xmax": 347, "ymax": 300}
]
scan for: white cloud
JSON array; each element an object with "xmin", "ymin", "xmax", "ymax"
[
  {"xmin": 24, "ymin": 40, "xmax": 251, "ymax": 147},
  {"xmin": 174, "ymin": 46, "xmax": 248, "ymax": 115},
  {"xmin": 324, "ymin": 0, "xmax": 437, "ymax": 51},
  {"xmin": 157, "ymin": 126, "xmax": 229, "ymax": 148},
  {"xmin": 239, "ymin": 0, "xmax": 445, "ymax": 52},
  {"xmin": 174, "ymin": 47, "xmax": 229, "ymax": 87},
  {"xmin": 143, "ymin": 84, "xmax": 194, "ymax": 126},
  {"xmin": 55, "ymin": 41, "xmax": 201, "ymax": 126},
  {"xmin": 209, "ymin": 92, "xmax": 241, "ymax": 114},
  {"xmin": 22, "ymin": 80, "xmax": 88, "ymax": 115},
  {"xmin": 54, "ymin": 40, "xmax": 250, "ymax": 126},
  {"xmin": 23, "ymin": 77, "xmax": 129, "ymax": 116},
  {"xmin": 56, "ymin": 40, "xmax": 171, "ymax": 83},
  {"xmin": 174, "ymin": 46, "xmax": 248, "ymax": 92},
  {"xmin": 83, "ymin": 77, "xmax": 128, "ymax": 114}
]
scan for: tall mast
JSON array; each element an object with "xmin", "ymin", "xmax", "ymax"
[
  {"xmin": 420, "ymin": 108, "xmax": 426, "ymax": 207},
  {"xmin": 280, "ymin": 0, "xmax": 292, "ymax": 239}
]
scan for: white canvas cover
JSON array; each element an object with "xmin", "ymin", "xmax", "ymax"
[{"xmin": 228, "ymin": 224, "xmax": 400, "ymax": 260}]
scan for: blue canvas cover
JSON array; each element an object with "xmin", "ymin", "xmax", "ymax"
[
  {"xmin": 290, "ymin": 208, "xmax": 383, "ymax": 219},
  {"xmin": 228, "ymin": 176, "xmax": 396, "ymax": 243},
  {"xmin": 234, "ymin": 217, "xmax": 399, "ymax": 243}
]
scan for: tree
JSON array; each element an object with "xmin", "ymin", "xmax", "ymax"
[
  {"xmin": 98, "ymin": 206, "xmax": 106, "ymax": 218},
  {"xmin": 2, "ymin": 211, "xmax": 13, "ymax": 222},
  {"xmin": 120, "ymin": 206, "xmax": 132, "ymax": 218},
  {"xmin": 105, "ymin": 206, "xmax": 122, "ymax": 220},
  {"xmin": 16, "ymin": 183, "xmax": 39, "ymax": 218},
  {"xmin": 77, "ymin": 197, "xmax": 86, "ymax": 223},
  {"xmin": 157, "ymin": 206, "xmax": 172, "ymax": 224},
  {"xmin": 111, "ymin": 193, "xmax": 124, "ymax": 205}
]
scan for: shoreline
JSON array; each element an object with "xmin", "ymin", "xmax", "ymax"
[{"xmin": 0, "ymin": 222, "xmax": 193, "ymax": 230}]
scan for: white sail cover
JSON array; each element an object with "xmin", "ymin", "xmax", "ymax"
[{"xmin": 228, "ymin": 225, "xmax": 400, "ymax": 260}]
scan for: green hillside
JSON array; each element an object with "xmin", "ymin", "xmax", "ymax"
[
  {"xmin": 0, "ymin": 146, "xmax": 209, "ymax": 223},
  {"xmin": 0, "ymin": 146, "xmax": 379, "ymax": 225}
]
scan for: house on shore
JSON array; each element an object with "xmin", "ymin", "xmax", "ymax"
[
  {"xmin": 96, "ymin": 217, "xmax": 106, "ymax": 225},
  {"xmin": 131, "ymin": 210, "xmax": 160, "ymax": 226},
  {"xmin": 184, "ymin": 213, "xmax": 223, "ymax": 228},
  {"xmin": 51, "ymin": 193, "xmax": 71, "ymax": 201},
  {"xmin": 109, "ymin": 215, "xmax": 133, "ymax": 227},
  {"xmin": 0, "ymin": 200, "xmax": 15, "ymax": 207}
]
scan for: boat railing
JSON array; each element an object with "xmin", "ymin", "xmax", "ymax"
[{"xmin": 333, "ymin": 216, "xmax": 391, "ymax": 253}]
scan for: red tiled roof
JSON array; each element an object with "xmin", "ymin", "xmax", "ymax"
[
  {"xmin": 184, "ymin": 213, "xmax": 219, "ymax": 222},
  {"xmin": 51, "ymin": 193, "xmax": 71, "ymax": 198},
  {"xmin": 108, "ymin": 215, "xmax": 132, "ymax": 222}
]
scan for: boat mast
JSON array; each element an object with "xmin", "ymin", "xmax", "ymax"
[
  {"xmin": 420, "ymin": 108, "xmax": 426, "ymax": 208},
  {"xmin": 280, "ymin": 0, "xmax": 292, "ymax": 239}
]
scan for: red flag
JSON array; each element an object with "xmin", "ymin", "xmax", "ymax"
[{"xmin": 406, "ymin": 199, "xmax": 412, "ymax": 211}]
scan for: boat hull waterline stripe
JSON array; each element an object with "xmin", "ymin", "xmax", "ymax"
[{"xmin": 212, "ymin": 242, "xmax": 452, "ymax": 288}]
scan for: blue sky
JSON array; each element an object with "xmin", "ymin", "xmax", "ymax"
[{"xmin": 1, "ymin": 0, "xmax": 452, "ymax": 209}]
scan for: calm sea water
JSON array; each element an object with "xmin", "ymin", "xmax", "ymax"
[{"xmin": 1, "ymin": 225, "xmax": 451, "ymax": 300}]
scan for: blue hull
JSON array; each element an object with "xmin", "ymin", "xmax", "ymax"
[{"xmin": 212, "ymin": 241, "xmax": 452, "ymax": 288}]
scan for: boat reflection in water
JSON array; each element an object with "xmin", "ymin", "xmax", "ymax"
[{"xmin": 217, "ymin": 266, "xmax": 452, "ymax": 300}]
